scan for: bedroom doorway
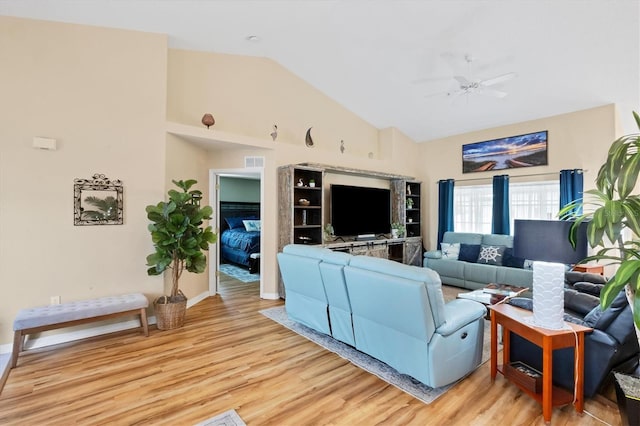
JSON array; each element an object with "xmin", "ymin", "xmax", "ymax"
[{"xmin": 209, "ymin": 167, "xmax": 264, "ymax": 298}]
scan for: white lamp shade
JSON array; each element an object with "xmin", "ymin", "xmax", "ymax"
[{"xmin": 531, "ymin": 261, "xmax": 566, "ymax": 330}]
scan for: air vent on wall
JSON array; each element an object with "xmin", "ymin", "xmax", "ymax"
[{"xmin": 244, "ymin": 156, "xmax": 265, "ymax": 168}]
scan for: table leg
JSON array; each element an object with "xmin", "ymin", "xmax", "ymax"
[
  {"xmin": 502, "ymin": 325, "xmax": 510, "ymax": 365},
  {"xmin": 490, "ymin": 311, "xmax": 497, "ymax": 381},
  {"xmin": 575, "ymin": 332, "xmax": 585, "ymax": 413},
  {"xmin": 542, "ymin": 335, "xmax": 553, "ymax": 423}
]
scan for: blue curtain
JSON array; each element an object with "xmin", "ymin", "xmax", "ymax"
[
  {"xmin": 560, "ymin": 169, "xmax": 584, "ymax": 216},
  {"xmin": 492, "ymin": 175, "xmax": 510, "ymax": 235},
  {"xmin": 437, "ymin": 179, "xmax": 455, "ymax": 248}
]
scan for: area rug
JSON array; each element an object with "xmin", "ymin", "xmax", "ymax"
[
  {"xmin": 194, "ymin": 409, "xmax": 246, "ymax": 426},
  {"xmin": 219, "ymin": 263, "xmax": 260, "ymax": 283},
  {"xmin": 260, "ymin": 306, "xmax": 492, "ymax": 404}
]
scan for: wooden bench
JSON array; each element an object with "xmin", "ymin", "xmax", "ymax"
[{"xmin": 11, "ymin": 293, "xmax": 149, "ymax": 368}]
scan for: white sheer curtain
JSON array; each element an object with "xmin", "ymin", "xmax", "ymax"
[
  {"xmin": 510, "ymin": 181, "xmax": 560, "ymax": 230},
  {"xmin": 454, "ymin": 184, "xmax": 492, "ymax": 234},
  {"xmin": 454, "ymin": 181, "xmax": 559, "ymax": 235}
]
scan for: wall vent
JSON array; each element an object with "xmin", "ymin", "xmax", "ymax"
[{"xmin": 244, "ymin": 156, "xmax": 265, "ymax": 168}]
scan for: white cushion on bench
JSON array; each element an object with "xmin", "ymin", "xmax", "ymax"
[{"xmin": 13, "ymin": 293, "xmax": 148, "ymax": 331}]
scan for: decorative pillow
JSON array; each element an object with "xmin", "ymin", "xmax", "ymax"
[
  {"xmin": 243, "ymin": 219, "xmax": 261, "ymax": 232},
  {"xmin": 573, "ymin": 282, "xmax": 604, "ymax": 297},
  {"xmin": 502, "ymin": 247, "xmax": 526, "ymax": 269},
  {"xmin": 440, "ymin": 242, "xmax": 460, "ymax": 260},
  {"xmin": 225, "ymin": 216, "xmax": 256, "ymax": 229},
  {"xmin": 523, "ymin": 259, "xmax": 534, "ymax": 270},
  {"xmin": 476, "ymin": 245, "xmax": 506, "ymax": 265},
  {"xmin": 458, "ymin": 243, "xmax": 481, "ymax": 263}
]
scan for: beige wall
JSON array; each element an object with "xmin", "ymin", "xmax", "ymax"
[
  {"xmin": 0, "ymin": 17, "xmax": 168, "ymax": 346},
  {"xmin": 0, "ymin": 15, "xmax": 623, "ymax": 350},
  {"xmin": 166, "ymin": 49, "xmax": 423, "ymax": 297},
  {"xmin": 164, "ymin": 135, "xmax": 212, "ymax": 299},
  {"xmin": 167, "ymin": 49, "xmax": 382, "ymax": 160},
  {"xmin": 418, "ymin": 104, "xmax": 618, "ymax": 250}
]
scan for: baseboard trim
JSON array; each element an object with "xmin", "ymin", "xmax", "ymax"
[
  {"xmin": 261, "ymin": 292, "xmax": 280, "ymax": 300},
  {"xmin": 0, "ymin": 353, "xmax": 9, "ymax": 394}
]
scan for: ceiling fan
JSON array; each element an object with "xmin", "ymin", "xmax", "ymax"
[
  {"xmin": 446, "ymin": 72, "xmax": 517, "ymax": 98},
  {"xmin": 420, "ymin": 53, "xmax": 517, "ymax": 99}
]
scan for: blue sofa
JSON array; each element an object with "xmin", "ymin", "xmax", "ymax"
[
  {"xmin": 423, "ymin": 231, "xmax": 533, "ymax": 290},
  {"xmin": 277, "ymin": 244, "xmax": 487, "ymax": 388}
]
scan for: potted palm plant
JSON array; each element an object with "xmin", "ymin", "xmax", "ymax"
[
  {"xmin": 560, "ymin": 111, "xmax": 640, "ymax": 425},
  {"xmin": 145, "ymin": 179, "xmax": 217, "ymax": 330}
]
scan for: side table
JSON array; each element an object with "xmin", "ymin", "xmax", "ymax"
[
  {"xmin": 488, "ymin": 303, "xmax": 592, "ymax": 424},
  {"xmin": 572, "ymin": 264, "xmax": 605, "ymax": 276}
]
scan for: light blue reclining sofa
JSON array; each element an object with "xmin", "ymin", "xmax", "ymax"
[
  {"xmin": 277, "ymin": 244, "xmax": 487, "ymax": 388},
  {"xmin": 424, "ymin": 231, "xmax": 533, "ymax": 290},
  {"xmin": 277, "ymin": 244, "xmax": 334, "ymax": 335}
]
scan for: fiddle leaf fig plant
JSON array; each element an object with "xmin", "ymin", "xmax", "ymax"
[
  {"xmin": 146, "ymin": 179, "xmax": 217, "ymax": 299},
  {"xmin": 560, "ymin": 111, "xmax": 640, "ymax": 334}
]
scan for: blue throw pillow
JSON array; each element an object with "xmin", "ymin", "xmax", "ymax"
[
  {"xmin": 477, "ymin": 245, "xmax": 506, "ymax": 265},
  {"xmin": 225, "ymin": 216, "xmax": 257, "ymax": 229},
  {"xmin": 458, "ymin": 243, "xmax": 481, "ymax": 263},
  {"xmin": 503, "ymin": 247, "xmax": 526, "ymax": 269}
]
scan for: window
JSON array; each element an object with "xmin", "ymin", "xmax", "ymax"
[
  {"xmin": 510, "ymin": 181, "xmax": 560, "ymax": 231},
  {"xmin": 453, "ymin": 181, "xmax": 559, "ymax": 235},
  {"xmin": 454, "ymin": 184, "xmax": 492, "ymax": 234}
]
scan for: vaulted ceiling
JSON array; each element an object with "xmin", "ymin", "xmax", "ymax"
[{"xmin": 2, "ymin": 0, "xmax": 638, "ymax": 141}]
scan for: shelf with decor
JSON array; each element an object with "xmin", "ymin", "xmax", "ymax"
[
  {"xmin": 278, "ymin": 165, "xmax": 324, "ymax": 248},
  {"xmin": 405, "ymin": 181, "xmax": 421, "ymax": 237}
]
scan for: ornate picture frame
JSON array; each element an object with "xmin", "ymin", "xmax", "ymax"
[{"xmin": 74, "ymin": 174, "xmax": 123, "ymax": 225}]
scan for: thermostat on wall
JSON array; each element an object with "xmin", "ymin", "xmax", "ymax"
[{"xmin": 33, "ymin": 137, "xmax": 57, "ymax": 150}]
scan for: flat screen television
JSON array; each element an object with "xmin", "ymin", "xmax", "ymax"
[
  {"xmin": 513, "ymin": 219, "xmax": 589, "ymax": 265},
  {"xmin": 330, "ymin": 184, "xmax": 391, "ymax": 237}
]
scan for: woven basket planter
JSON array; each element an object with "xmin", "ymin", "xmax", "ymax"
[{"xmin": 154, "ymin": 291, "xmax": 187, "ymax": 330}]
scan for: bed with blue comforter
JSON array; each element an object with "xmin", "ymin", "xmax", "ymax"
[{"xmin": 220, "ymin": 202, "xmax": 261, "ymax": 268}]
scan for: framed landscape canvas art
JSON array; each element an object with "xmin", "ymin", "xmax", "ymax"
[{"xmin": 462, "ymin": 130, "xmax": 548, "ymax": 173}]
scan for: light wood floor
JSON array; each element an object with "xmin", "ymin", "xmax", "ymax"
[{"xmin": 0, "ymin": 275, "xmax": 622, "ymax": 425}]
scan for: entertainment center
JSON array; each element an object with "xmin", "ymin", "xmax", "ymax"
[{"xmin": 278, "ymin": 163, "xmax": 423, "ymax": 276}]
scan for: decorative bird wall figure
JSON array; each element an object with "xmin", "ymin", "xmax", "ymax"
[
  {"xmin": 270, "ymin": 124, "xmax": 278, "ymax": 141},
  {"xmin": 340, "ymin": 140, "xmax": 345, "ymax": 154},
  {"xmin": 305, "ymin": 127, "xmax": 314, "ymax": 147}
]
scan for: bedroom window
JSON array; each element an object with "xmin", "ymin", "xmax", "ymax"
[{"xmin": 453, "ymin": 181, "xmax": 559, "ymax": 235}]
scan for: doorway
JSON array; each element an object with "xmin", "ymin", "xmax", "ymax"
[{"xmin": 209, "ymin": 167, "xmax": 264, "ymax": 298}]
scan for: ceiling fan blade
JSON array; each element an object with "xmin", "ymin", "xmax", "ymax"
[
  {"xmin": 479, "ymin": 87, "xmax": 508, "ymax": 98},
  {"xmin": 447, "ymin": 88, "xmax": 466, "ymax": 98},
  {"xmin": 480, "ymin": 72, "xmax": 517, "ymax": 87},
  {"xmin": 424, "ymin": 90, "xmax": 450, "ymax": 99},
  {"xmin": 412, "ymin": 76, "xmax": 454, "ymax": 85},
  {"xmin": 453, "ymin": 75, "xmax": 471, "ymax": 86}
]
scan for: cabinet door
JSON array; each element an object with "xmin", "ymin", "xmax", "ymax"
[
  {"xmin": 404, "ymin": 240, "xmax": 423, "ymax": 266},
  {"xmin": 351, "ymin": 245, "xmax": 388, "ymax": 258}
]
